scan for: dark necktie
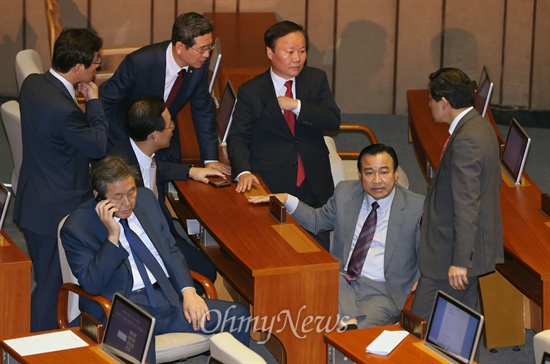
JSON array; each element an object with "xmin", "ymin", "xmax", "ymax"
[
  {"xmin": 345, "ymin": 201, "xmax": 380, "ymax": 282},
  {"xmin": 166, "ymin": 69, "xmax": 186, "ymax": 107},
  {"xmin": 120, "ymin": 219, "xmax": 180, "ymax": 307},
  {"xmin": 440, "ymin": 133, "xmax": 451, "ymax": 160},
  {"xmin": 283, "ymin": 80, "xmax": 305, "ymax": 187}
]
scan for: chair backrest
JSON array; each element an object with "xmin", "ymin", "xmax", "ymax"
[
  {"xmin": 0, "ymin": 101, "xmax": 23, "ymax": 194},
  {"xmin": 45, "ymin": 0, "xmax": 63, "ymax": 58},
  {"xmin": 209, "ymin": 332, "xmax": 266, "ymax": 364},
  {"xmin": 324, "ymin": 136, "xmax": 347, "ymax": 186},
  {"xmin": 57, "ymin": 215, "xmax": 81, "ymax": 323},
  {"xmin": 15, "ymin": 50, "xmax": 44, "ymax": 92}
]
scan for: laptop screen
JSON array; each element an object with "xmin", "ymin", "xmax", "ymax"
[
  {"xmin": 208, "ymin": 37, "xmax": 222, "ymax": 95},
  {"xmin": 0, "ymin": 183, "xmax": 12, "ymax": 232},
  {"xmin": 501, "ymin": 118, "xmax": 531, "ymax": 185},
  {"xmin": 425, "ymin": 291, "xmax": 484, "ymax": 364},
  {"xmin": 216, "ymin": 80, "xmax": 237, "ymax": 145},
  {"xmin": 473, "ymin": 65, "xmax": 494, "ymax": 118},
  {"xmin": 102, "ymin": 293, "xmax": 156, "ymax": 364}
]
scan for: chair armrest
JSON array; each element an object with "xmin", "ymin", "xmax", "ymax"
[
  {"xmin": 57, "ymin": 282, "xmax": 111, "ymax": 329},
  {"xmin": 336, "ymin": 124, "xmax": 378, "ymax": 159},
  {"xmin": 190, "ymin": 270, "xmax": 218, "ymax": 299}
]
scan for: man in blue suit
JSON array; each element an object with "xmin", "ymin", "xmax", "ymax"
[
  {"xmin": 14, "ymin": 28, "xmax": 108, "ymax": 331},
  {"xmin": 99, "ymin": 12, "xmax": 228, "ymax": 174},
  {"xmin": 61, "ymin": 156, "xmax": 250, "ymax": 364}
]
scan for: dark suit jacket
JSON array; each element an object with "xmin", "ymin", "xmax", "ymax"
[
  {"xmin": 227, "ymin": 67, "xmax": 340, "ymax": 204},
  {"xmin": 419, "ymin": 109, "xmax": 504, "ymax": 279},
  {"xmin": 292, "ymin": 182, "xmax": 424, "ymax": 310},
  {"xmin": 109, "ymin": 139, "xmax": 190, "ymax": 236},
  {"xmin": 60, "ymin": 187, "xmax": 193, "ymax": 323},
  {"xmin": 14, "ymin": 72, "xmax": 108, "ymax": 235},
  {"xmin": 99, "ymin": 41, "xmax": 218, "ymax": 162}
]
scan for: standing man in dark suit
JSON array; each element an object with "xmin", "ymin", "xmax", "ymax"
[
  {"xmin": 410, "ymin": 68, "xmax": 504, "ymax": 321},
  {"xmin": 227, "ymin": 20, "xmax": 341, "ymax": 250},
  {"xmin": 13, "ymin": 28, "xmax": 108, "ymax": 332},
  {"xmin": 99, "ymin": 12, "xmax": 229, "ymax": 174},
  {"xmin": 250, "ymin": 144, "xmax": 424, "ymax": 328},
  {"xmin": 110, "ymin": 96, "xmax": 223, "ymax": 293},
  {"xmin": 60, "ymin": 156, "xmax": 250, "ymax": 364}
]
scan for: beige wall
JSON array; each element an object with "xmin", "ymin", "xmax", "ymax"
[{"xmin": 1, "ymin": 0, "xmax": 548, "ymax": 114}]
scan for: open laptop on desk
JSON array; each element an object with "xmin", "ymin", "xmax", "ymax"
[
  {"xmin": 216, "ymin": 80, "xmax": 237, "ymax": 146},
  {"xmin": 0, "ymin": 183, "xmax": 12, "ymax": 244},
  {"xmin": 473, "ymin": 65, "xmax": 494, "ymax": 118},
  {"xmin": 422, "ymin": 290, "xmax": 484, "ymax": 364},
  {"xmin": 501, "ymin": 118, "xmax": 531, "ymax": 186},
  {"xmin": 101, "ymin": 293, "xmax": 156, "ymax": 364}
]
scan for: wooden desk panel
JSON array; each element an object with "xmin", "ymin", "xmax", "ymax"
[
  {"xmin": 324, "ymin": 325, "xmax": 443, "ymax": 363},
  {"xmin": 0, "ymin": 230, "xmax": 31, "ymax": 340},
  {"xmin": 407, "ymin": 89, "xmax": 550, "ymax": 330},
  {"xmin": 172, "ymin": 179, "xmax": 339, "ymax": 363}
]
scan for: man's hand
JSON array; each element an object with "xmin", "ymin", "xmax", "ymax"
[
  {"xmin": 205, "ymin": 161, "xmax": 231, "ymax": 175},
  {"xmin": 248, "ymin": 193, "xmax": 288, "ymax": 205},
  {"xmin": 277, "ymin": 96, "xmax": 298, "ymax": 112},
  {"xmin": 77, "ymin": 81, "xmax": 99, "ymax": 101},
  {"xmin": 448, "ymin": 265, "xmax": 469, "ymax": 290},
  {"xmin": 94, "ymin": 199, "xmax": 119, "ymax": 245},
  {"xmin": 182, "ymin": 288, "xmax": 210, "ymax": 330},
  {"xmin": 235, "ymin": 173, "xmax": 259, "ymax": 193},
  {"xmin": 189, "ymin": 166, "xmax": 225, "ymax": 184}
]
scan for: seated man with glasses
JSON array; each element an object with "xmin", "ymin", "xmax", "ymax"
[
  {"xmin": 99, "ymin": 12, "xmax": 228, "ymax": 176},
  {"xmin": 109, "ymin": 96, "xmax": 224, "ymax": 294}
]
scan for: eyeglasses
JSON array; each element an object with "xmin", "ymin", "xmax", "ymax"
[
  {"xmin": 187, "ymin": 43, "xmax": 216, "ymax": 55},
  {"xmin": 92, "ymin": 55, "xmax": 102, "ymax": 66}
]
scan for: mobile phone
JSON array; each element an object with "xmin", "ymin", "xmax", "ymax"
[
  {"xmin": 95, "ymin": 194, "xmax": 106, "ymax": 202},
  {"xmin": 208, "ymin": 177, "xmax": 231, "ymax": 188}
]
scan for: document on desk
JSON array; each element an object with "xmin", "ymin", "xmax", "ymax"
[
  {"xmin": 366, "ymin": 330, "xmax": 408, "ymax": 355},
  {"xmin": 4, "ymin": 330, "xmax": 88, "ymax": 356}
]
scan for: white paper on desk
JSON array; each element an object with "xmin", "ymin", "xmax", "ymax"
[
  {"xmin": 366, "ymin": 330, "xmax": 409, "ymax": 355},
  {"xmin": 4, "ymin": 330, "xmax": 88, "ymax": 356}
]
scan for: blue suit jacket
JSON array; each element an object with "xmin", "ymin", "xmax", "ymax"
[
  {"xmin": 60, "ymin": 187, "xmax": 193, "ymax": 323},
  {"xmin": 99, "ymin": 41, "xmax": 218, "ymax": 162},
  {"xmin": 292, "ymin": 181, "xmax": 424, "ymax": 309},
  {"xmin": 227, "ymin": 67, "xmax": 340, "ymax": 203},
  {"xmin": 14, "ymin": 71, "xmax": 108, "ymax": 235}
]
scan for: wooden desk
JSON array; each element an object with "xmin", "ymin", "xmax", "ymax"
[
  {"xmin": 0, "ymin": 230, "xmax": 31, "ymax": 340},
  {"xmin": 178, "ymin": 13, "xmax": 275, "ymax": 163},
  {"xmin": 324, "ymin": 325, "xmax": 444, "ymax": 363},
  {"xmin": 407, "ymin": 89, "xmax": 550, "ymax": 330},
  {"xmin": 170, "ymin": 179, "xmax": 339, "ymax": 363},
  {"xmin": 0, "ymin": 328, "xmax": 115, "ymax": 363}
]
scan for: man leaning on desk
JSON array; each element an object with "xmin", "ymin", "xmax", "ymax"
[
  {"xmin": 227, "ymin": 20, "xmax": 341, "ymax": 251},
  {"xmin": 60, "ymin": 156, "xmax": 250, "ymax": 364},
  {"xmin": 250, "ymin": 144, "xmax": 424, "ymax": 329}
]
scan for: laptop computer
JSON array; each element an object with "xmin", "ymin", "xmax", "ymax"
[
  {"xmin": 473, "ymin": 65, "xmax": 494, "ymax": 118},
  {"xmin": 216, "ymin": 80, "xmax": 237, "ymax": 146},
  {"xmin": 501, "ymin": 118, "xmax": 531, "ymax": 186},
  {"xmin": 0, "ymin": 182, "xmax": 12, "ymax": 232},
  {"xmin": 208, "ymin": 37, "xmax": 222, "ymax": 95},
  {"xmin": 101, "ymin": 293, "xmax": 156, "ymax": 364},
  {"xmin": 423, "ymin": 290, "xmax": 484, "ymax": 364}
]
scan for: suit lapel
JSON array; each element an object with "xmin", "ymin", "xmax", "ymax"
[
  {"xmin": 44, "ymin": 71, "xmax": 76, "ymax": 104},
  {"xmin": 384, "ymin": 187, "xmax": 405, "ymax": 270},
  {"xmin": 342, "ymin": 185, "xmax": 365, "ymax": 264},
  {"xmin": 259, "ymin": 71, "xmax": 295, "ymax": 136}
]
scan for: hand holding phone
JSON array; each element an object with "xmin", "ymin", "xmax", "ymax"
[{"xmin": 94, "ymin": 198, "xmax": 120, "ymax": 245}]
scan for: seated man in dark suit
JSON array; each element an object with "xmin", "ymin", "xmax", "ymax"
[
  {"xmin": 250, "ymin": 144, "xmax": 424, "ymax": 329},
  {"xmin": 61, "ymin": 156, "xmax": 250, "ymax": 364},
  {"xmin": 110, "ymin": 96, "xmax": 223, "ymax": 293}
]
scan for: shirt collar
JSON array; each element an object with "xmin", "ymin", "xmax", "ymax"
[
  {"xmin": 366, "ymin": 186, "xmax": 396, "ymax": 213},
  {"xmin": 270, "ymin": 67, "xmax": 295, "ymax": 95},
  {"xmin": 49, "ymin": 68, "xmax": 76, "ymax": 101},
  {"xmin": 449, "ymin": 106, "xmax": 473, "ymax": 135},
  {"xmin": 129, "ymin": 138, "xmax": 154, "ymax": 169},
  {"xmin": 166, "ymin": 43, "xmax": 189, "ymax": 80}
]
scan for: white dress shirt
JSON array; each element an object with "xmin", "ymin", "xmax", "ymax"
[{"xmin": 129, "ymin": 139, "xmax": 155, "ymax": 190}]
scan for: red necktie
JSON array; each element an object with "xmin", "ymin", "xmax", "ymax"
[
  {"xmin": 440, "ymin": 133, "xmax": 451, "ymax": 160},
  {"xmin": 284, "ymin": 80, "xmax": 305, "ymax": 187},
  {"xmin": 166, "ymin": 69, "xmax": 186, "ymax": 107}
]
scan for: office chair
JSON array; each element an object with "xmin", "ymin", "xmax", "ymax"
[
  {"xmin": 45, "ymin": 0, "xmax": 139, "ymax": 87},
  {"xmin": 0, "ymin": 101, "xmax": 23, "ymax": 195},
  {"xmin": 209, "ymin": 332, "xmax": 266, "ymax": 364},
  {"xmin": 15, "ymin": 49, "xmax": 44, "ymax": 91},
  {"xmin": 324, "ymin": 124, "xmax": 409, "ymax": 188},
  {"xmin": 57, "ymin": 216, "xmax": 216, "ymax": 362}
]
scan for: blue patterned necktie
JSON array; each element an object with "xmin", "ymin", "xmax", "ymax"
[
  {"xmin": 345, "ymin": 201, "xmax": 379, "ymax": 282},
  {"xmin": 120, "ymin": 219, "xmax": 180, "ymax": 307}
]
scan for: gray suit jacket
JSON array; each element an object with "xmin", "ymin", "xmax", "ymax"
[
  {"xmin": 292, "ymin": 181, "xmax": 424, "ymax": 309},
  {"xmin": 419, "ymin": 109, "xmax": 504, "ymax": 279}
]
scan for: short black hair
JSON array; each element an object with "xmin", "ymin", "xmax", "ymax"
[
  {"xmin": 429, "ymin": 67, "xmax": 474, "ymax": 109},
  {"xmin": 357, "ymin": 144, "xmax": 399, "ymax": 172},
  {"xmin": 125, "ymin": 96, "xmax": 167, "ymax": 141},
  {"xmin": 91, "ymin": 156, "xmax": 140, "ymax": 198},
  {"xmin": 52, "ymin": 28, "xmax": 103, "ymax": 73},
  {"xmin": 172, "ymin": 12, "xmax": 213, "ymax": 46},
  {"xmin": 264, "ymin": 20, "xmax": 308, "ymax": 51}
]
